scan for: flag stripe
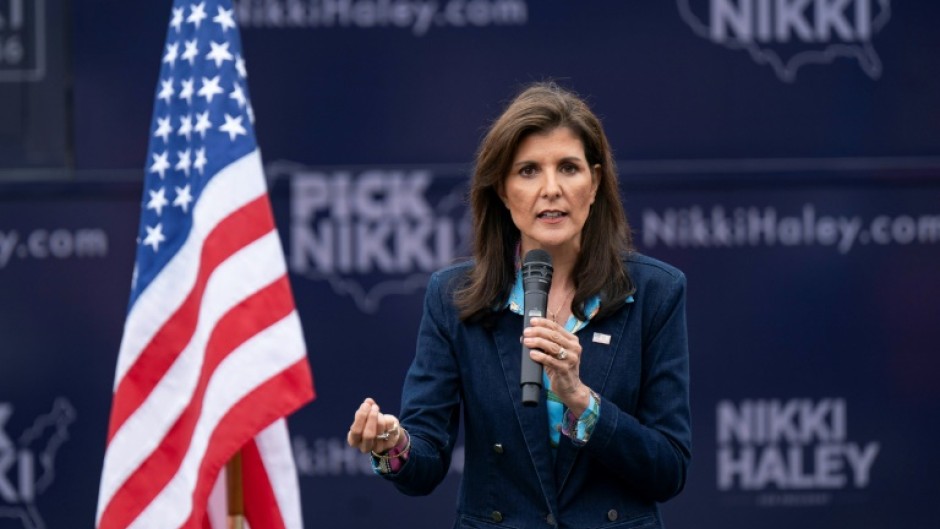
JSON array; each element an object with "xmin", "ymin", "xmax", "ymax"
[
  {"xmin": 114, "ymin": 151, "xmax": 267, "ymax": 389},
  {"xmin": 243, "ymin": 437, "xmax": 289, "ymax": 529},
  {"xmin": 205, "ymin": 467, "xmax": 228, "ymax": 529},
  {"xmin": 98, "ymin": 276, "xmax": 296, "ymax": 529},
  {"xmin": 99, "ymin": 230, "xmax": 288, "ymax": 520},
  {"xmin": 109, "ymin": 193, "xmax": 274, "ymax": 441},
  {"xmin": 250, "ymin": 420, "xmax": 304, "ymax": 529},
  {"xmin": 141, "ymin": 359, "xmax": 312, "ymax": 529}
]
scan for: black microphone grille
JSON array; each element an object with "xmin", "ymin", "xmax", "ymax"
[
  {"xmin": 522, "ymin": 249, "xmax": 553, "ymax": 284},
  {"xmin": 522, "ymin": 249, "xmax": 552, "ymax": 267}
]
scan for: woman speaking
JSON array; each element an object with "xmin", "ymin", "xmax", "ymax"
[{"xmin": 347, "ymin": 82, "xmax": 691, "ymax": 529}]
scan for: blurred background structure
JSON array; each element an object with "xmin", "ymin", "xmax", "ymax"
[{"xmin": 1, "ymin": 1, "xmax": 938, "ymax": 528}]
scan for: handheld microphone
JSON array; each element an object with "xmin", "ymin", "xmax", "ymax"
[{"xmin": 521, "ymin": 249, "xmax": 553, "ymax": 406}]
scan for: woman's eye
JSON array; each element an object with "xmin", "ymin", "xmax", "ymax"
[
  {"xmin": 519, "ymin": 166, "xmax": 537, "ymax": 177},
  {"xmin": 560, "ymin": 163, "xmax": 579, "ymax": 174}
]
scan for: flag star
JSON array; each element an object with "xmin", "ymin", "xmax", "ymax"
[
  {"xmin": 182, "ymin": 39, "xmax": 199, "ymax": 66},
  {"xmin": 247, "ymin": 103, "xmax": 255, "ymax": 124},
  {"xmin": 174, "ymin": 184, "xmax": 194, "ymax": 213},
  {"xmin": 179, "ymin": 78, "xmax": 195, "ymax": 104},
  {"xmin": 147, "ymin": 187, "xmax": 169, "ymax": 216},
  {"xmin": 157, "ymin": 78, "xmax": 175, "ymax": 104},
  {"xmin": 229, "ymin": 83, "xmax": 247, "ymax": 108},
  {"xmin": 213, "ymin": 6, "xmax": 237, "ymax": 32},
  {"xmin": 187, "ymin": 2, "xmax": 208, "ymax": 29},
  {"xmin": 219, "ymin": 113, "xmax": 247, "ymax": 141},
  {"xmin": 170, "ymin": 7, "xmax": 184, "ymax": 32},
  {"xmin": 235, "ymin": 54, "xmax": 247, "ymax": 78},
  {"xmin": 176, "ymin": 148, "xmax": 192, "ymax": 176},
  {"xmin": 154, "ymin": 116, "xmax": 172, "ymax": 143},
  {"xmin": 163, "ymin": 42, "xmax": 179, "ymax": 67},
  {"xmin": 150, "ymin": 151, "xmax": 170, "ymax": 178},
  {"xmin": 194, "ymin": 110, "xmax": 212, "ymax": 138},
  {"xmin": 197, "ymin": 76, "xmax": 224, "ymax": 103},
  {"xmin": 143, "ymin": 223, "xmax": 166, "ymax": 252},
  {"xmin": 194, "ymin": 147, "xmax": 208, "ymax": 174},
  {"xmin": 206, "ymin": 41, "xmax": 234, "ymax": 68},
  {"xmin": 177, "ymin": 114, "xmax": 193, "ymax": 141}
]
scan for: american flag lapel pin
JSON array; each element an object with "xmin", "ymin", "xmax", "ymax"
[{"xmin": 592, "ymin": 332, "xmax": 611, "ymax": 345}]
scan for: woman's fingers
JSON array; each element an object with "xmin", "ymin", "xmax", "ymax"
[
  {"xmin": 523, "ymin": 318, "xmax": 580, "ymax": 363},
  {"xmin": 348, "ymin": 399, "xmax": 381, "ymax": 452},
  {"xmin": 347, "ymin": 398, "xmax": 402, "ymax": 453}
]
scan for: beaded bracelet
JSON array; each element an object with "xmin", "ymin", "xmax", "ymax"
[
  {"xmin": 371, "ymin": 429, "xmax": 411, "ymax": 475},
  {"xmin": 560, "ymin": 390, "xmax": 600, "ymax": 446}
]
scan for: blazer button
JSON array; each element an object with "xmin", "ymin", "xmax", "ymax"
[
  {"xmin": 492, "ymin": 443, "xmax": 504, "ymax": 454},
  {"xmin": 545, "ymin": 513, "xmax": 556, "ymax": 526},
  {"xmin": 607, "ymin": 509, "xmax": 619, "ymax": 522},
  {"xmin": 491, "ymin": 511, "xmax": 504, "ymax": 523}
]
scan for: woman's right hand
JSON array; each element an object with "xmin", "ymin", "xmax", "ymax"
[{"xmin": 346, "ymin": 397, "xmax": 402, "ymax": 454}]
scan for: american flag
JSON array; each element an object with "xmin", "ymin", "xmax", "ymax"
[{"xmin": 96, "ymin": 1, "xmax": 314, "ymax": 528}]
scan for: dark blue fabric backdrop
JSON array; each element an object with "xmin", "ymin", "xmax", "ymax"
[{"xmin": 2, "ymin": 1, "xmax": 939, "ymax": 528}]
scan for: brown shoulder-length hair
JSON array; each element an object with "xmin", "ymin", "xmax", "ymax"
[{"xmin": 455, "ymin": 81, "xmax": 635, "ymax": 323}]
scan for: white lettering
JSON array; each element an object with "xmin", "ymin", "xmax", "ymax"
[
  {"xmin": 74, "ymin": 229, "xmax": 109, "ymax": 257},
  {"xmin": 292, "ymin": 436, "xmax": 374, "ymax": 476},
  {"xmin": 234, "ymin": 0, "xmax": 527, "ymax": 34},
  {"xmin": 919, "ymin": 215, "xmax": 940, "ymax": 243},
  {"xmin": 27, "ymin": 230, "xmax": 48, "ymax": 258},
  {"xmin": 815, "ymin": 0, "xmax": 853, "ymax": 40},
  {"xmin": 293, "ymin": 435, "xmax": 466, "ymax": 476},
  {"xmin": 0, "ymin": 231, "xmax": 17, "ymax": 267},
  {"xmin": 716, "ymin": 399, "xmax": 879, "ymax": 492},
  {"xmin": 356, "ymin": 220, "xmax": 395, "ymax": 272},
  {"xmin": 717, "ymin": 400, "xmax": 750, "ymax": 444},
  {"xmin": 711, "ymin": 0, "xmax": 752, "ymax": 41},
  {"xmin": 718, "ymin": 444, "xmax": 879, "ymax": 489},
  {"xmin": 718, "ymin": 399, "xmax": 847, "ymax": 444},
  {"xmin": 412, "ymin": 1, "xmax": 435, "ymax": 35},
  {"xmin": 642, "ymin": 205, "xmax": 940, "ymax": 253},
  {"xmin": 776, "ymin": 0, "xmax": 813, "ymax": 42},
  {"xmin": 291, "ymin": 171, "xmax": 332, "ymax": 222},
  {"xmin": 290, "ymin": 170, "xmax": 457, "ymax": 275},
  {"xmin": 845, "ymin": 442, "xmax": 879, "ymax": 487},
  {"xmin": 836, "ymin": 216, "xmax": 862, "ymax": 254},
  {"xmin": 395, "ymin": 220, "xmax": 435, "ymax": 270},
  {"xmin": 708, "ymin": 0, "xmax": 875, "ymax": 43},
  {"xmin": 768, "ymin": 400, "xmax": 800, "ymax": 442},
  {"xmin": 48, "ymin": 229, "xmax": 73, "ymax": 258},
  {"xmin": 891, "ymin": 215, "xmax": 916, "ymax": 244},
  {"xmin": 292, "ymin": 218, "xmax": 333, "ymax": 272},
  {"xmin": 855, "ymin": 0, "xmax": 871, "ymax": 39},
  {"xmin": 815, "ymin": 444, "xmax": 847, "ymax": 487},
  {"xmin": 752, "ymin": 445, "xmax": 789, "ymax": 488},
  {"xmin": 718, "ymin": 445, "xmax": 754, "ymax": 489}
]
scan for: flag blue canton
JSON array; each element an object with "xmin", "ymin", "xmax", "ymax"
[{"xmin": 131, "ymin": 0, "xmax": 258, "ymax": 307}]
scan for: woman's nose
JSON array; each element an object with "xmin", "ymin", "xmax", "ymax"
[{"xmin": 541, "ymin": 171, "xmax": 561, "ymax": 198}]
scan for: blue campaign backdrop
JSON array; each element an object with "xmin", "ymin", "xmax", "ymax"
[{"xmin": 2, "ymin": 1, "xmax": 940, "ymax": 528}]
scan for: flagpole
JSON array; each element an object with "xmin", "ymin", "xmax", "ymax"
[{"xmin": 227, "ymin": 450, "xmax": 245, "ymax": 529}]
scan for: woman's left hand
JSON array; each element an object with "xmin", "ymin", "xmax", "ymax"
[{"xmin": 523, "ymin": 317, "xmax": 591, "ymax": 415}]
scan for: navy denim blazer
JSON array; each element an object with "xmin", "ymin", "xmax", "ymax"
[{"xmin": 385, "ymin": 253, "xmax": 691, "ymax": 529}]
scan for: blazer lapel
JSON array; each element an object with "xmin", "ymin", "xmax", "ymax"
[
  {"xmin": 554, "ymin": 306, "xmax": 632, "ymax": 491},
  {"xmin": 492, "ymin": 312, "xmax": 559, "ymax": 505}
]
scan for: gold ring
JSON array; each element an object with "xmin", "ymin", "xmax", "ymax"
[{"xmin": 557, "ymin": 347, "xmax": 567, "ymax": 360}]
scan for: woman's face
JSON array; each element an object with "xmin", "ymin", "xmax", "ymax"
[{"xmin": 499, "ymin": 127, "xmax": 599, "ymax": 260}]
